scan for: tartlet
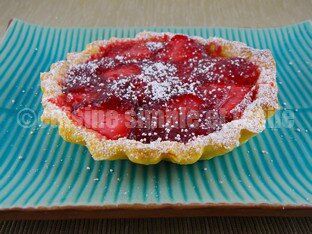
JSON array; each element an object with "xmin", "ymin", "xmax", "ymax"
[{"xmin": 41, "ymin": 32, "xmax": 278, "ymax": 164}]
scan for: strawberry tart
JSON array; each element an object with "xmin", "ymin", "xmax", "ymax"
[{"xmin": 41, "ymin": 32, "xmax": 278, "ymax": 164}]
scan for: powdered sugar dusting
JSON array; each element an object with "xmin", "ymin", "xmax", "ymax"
[
  {"xmin": 139, "ymin": 61, "xmax": 194, "ymax": 101},
  {"xmin": 146, "ymin": 41, "xmax": 164, "ymax": 51}
]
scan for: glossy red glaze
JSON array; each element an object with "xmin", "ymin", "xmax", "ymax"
[{"xmin": 53, "ymin": 34, "xmax": 260, "ymax": 143}]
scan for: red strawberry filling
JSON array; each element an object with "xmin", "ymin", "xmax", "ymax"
[
  {"xmin": 158, "ymin": 35, "xmax": 204, "ymax": 62},
  {"xmin": 99, "ymin": 64, "xmax": 141, "ymax": 80},
  {"xmin": 75, "ymin": 108, "xmax": 130, "ymax": 139},
  {"xmin": 51, "ymin": 34, "xmax": 260, "ymax": 143}
]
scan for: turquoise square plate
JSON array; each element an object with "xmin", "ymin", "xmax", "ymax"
[{"xmin": 0, "ymin": 19, "xmax": 311, "ymax": 219}]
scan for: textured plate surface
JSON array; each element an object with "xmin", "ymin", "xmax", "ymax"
[{"xmin": 0, "ymin": 20, "xmax": 311, "ymax": 216}]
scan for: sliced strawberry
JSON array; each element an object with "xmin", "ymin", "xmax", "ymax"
[
  {"xmin": 124, "ymin": 43, "xmax": 153, "ymax": 59},
  {"xmin": 221, "ymin": 86, "xmax": 251, "ymax": 114},
  {"xmin": 95, "ymin": 36, "xmax": 168, "ymax": 61},
  {"xmin": 197, "ymin": 83, "xmax": 229, "ymax": 109},
  {"xmin": 100, "ymin": 64, "xmax": 141, "ymax": 80},
  {"xmin": 74, "ymin": 108, "xmax": 95, "ymax": 128},
  {"xmin": 188, "ymin": 58, "xmax": 227, "ymax": 84},
  {"xmin": 104, "ymin": 41, "xmax": 153, "ymax": 60},
  {"xmin": 99, "ymin": 110, "xmax": 130, "ymax": 139},
  {"xmin": 199, "ymin": 83, "xmax": 251, "ymax": 119},
  {"xmin": 198, "ymin": 83, "xmax": 251, "ymax": 114},
  {"xmin": 168, "ymin": 94, "xmax": 203, "ymax": 111},
  {"xmin": 75, "ymin": 108, "xmax": 130, "ymax": 139},
  {"xmin": 53, "ymin": 92, "xmax": 100, "ymax": 110},
  {"xmin": 215, "ymin": 58, "xmax": 260, "ymax": 85},
  {"xmin": 167, "ymin": 95, "xmax": 202, "ymax": 126},
  {"xmin": 158, "ymin": 35, "xmax": 204, "ymax": 62}
]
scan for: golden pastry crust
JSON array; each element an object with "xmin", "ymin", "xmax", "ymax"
[{"xmin": 40, "ymin": 32, "xmax": 278, "ymax": 165}]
